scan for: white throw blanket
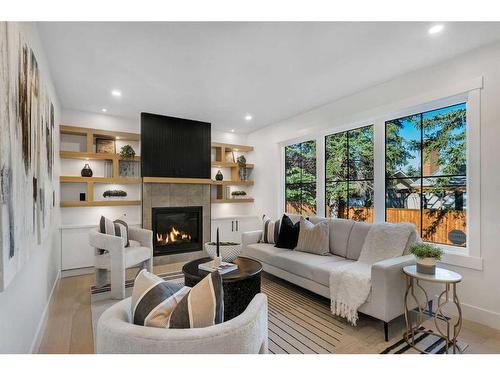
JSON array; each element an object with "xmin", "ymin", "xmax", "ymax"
[{"xmin": 329, "ymin": 222, "xmax": 415, "ymax": 325}]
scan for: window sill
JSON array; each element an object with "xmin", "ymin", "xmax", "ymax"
[{"xmin": 439, "ymin": 249, "xmax": 483, "ymax": 271}]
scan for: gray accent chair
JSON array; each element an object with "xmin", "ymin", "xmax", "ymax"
[
  {"xmin": 96, "ymin": 294, "xmax": 269, "ymax": 354},
  {"xmin": 242, "ymin": 215, "xmax": 427, "ymax": 341},
  {"xmin": 89, "ymin": 227, "xmax": 154, "ymax": 299}
]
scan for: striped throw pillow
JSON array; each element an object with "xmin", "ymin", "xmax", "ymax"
[
  {"xmin": 131, "ymin": 269, "xmax": 190, "ymax": 327},
  {"xmin": 169, "ymin": 271, "xmax": 224, "ymax": 328},
  {"xmin": 260, "ymin": 215, "xmax": 280, "ymax": 244},
  {"xmin": 99, "ymin": 215, "xmax": 130, "ymax": 248},
  {"xmin": 294, "ymin": 216, "xmax": 330, "ymax": 255}
]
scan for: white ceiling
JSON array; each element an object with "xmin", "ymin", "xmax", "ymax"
[{"xmin": 38, "ymin": 22, "xmax": 500, "ymax": 133}]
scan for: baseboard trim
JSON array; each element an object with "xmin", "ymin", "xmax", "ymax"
[
  {"xmin": 30, "ymin": 269, "xmax": 61, "ymax": 354},
  {"xmin": 460, "ymin": 302, "xmax": 500, "ymax": 330}
]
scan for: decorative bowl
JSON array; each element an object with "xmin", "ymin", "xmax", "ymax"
[{"xmin": 204, "ymin": 242, "xmax": 241, "ymax": 262}]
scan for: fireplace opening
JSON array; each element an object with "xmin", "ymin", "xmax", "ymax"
[{"xmin": 152, "ymin": 206, "xmax": 203, "ymax": 256}]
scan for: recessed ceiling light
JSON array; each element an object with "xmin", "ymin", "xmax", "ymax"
[
  {"xmin": 101, "ymin": 108, "xmax": 107, "ymax": 113},
  {"xmin": 244, "ymin": 115, "xmax": 253, "ymax": 121},
  {"xmin": 116, "ymin": 137, "xmax": 120, "ymax": 140},
  {"xmin": 111, "ymin": 89, "xmax": 122, "ymax": 97},
  {"xmin": 428, "ymin": 24, "xmax": 444, "ymax": 35},
  {"xmin": 231, "ymin": 129, "xmax": 235, "ymax": 133}
]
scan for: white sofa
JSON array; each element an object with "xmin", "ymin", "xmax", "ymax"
[
  {"xmin": 241, "ymin": 215, "xmax": 422, "ymax": 341},
  {"xmin": 96, "ymin": 294, "xmax": 269, "ymax": 354}
]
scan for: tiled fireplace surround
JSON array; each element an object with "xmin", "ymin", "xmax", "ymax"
[{"xmin": 142, "ymin": 182, "xmax": 211, "ymax": 264}]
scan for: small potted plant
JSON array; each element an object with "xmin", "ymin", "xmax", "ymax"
[
  {"xmin": 236, "ymin": 155, "xmax": 247, "ymax": 181},
  {"xmin": 409, "ymin": 243, "xmax": 443, "ymax": 275},
  {"xmin": 103, "ymin": 189, "xmax": 128, "ymax": 200},
  {"xmin": 119, "ymin": 145, "xmax": 136, "ymax": 160},
  {"xmin": 231, "ymin": 190, "xmax": 247, "ymax": 199}
]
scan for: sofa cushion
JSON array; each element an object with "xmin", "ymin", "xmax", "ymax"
[
  {"xmin": 243, "ymin": 243, "xmax": 289, "ymax": 264},
  {"xmin": 260, "ymin": 215, "xmax": 280, "ymax": 244},
  {"xmin": 271, "ymin": 251, "xmax": 338, "ymax": 280},
  {"xmin": 311, "ymin": 256, "xmax": 354, "ymax": 286},
  {"xmin": 129, "ymin": 239, "xmax": 141, "ymax": 248},
  {"xmin": 275, "ymin": 214, "xmax": 300, "ymax": 249},
  {"xmin": 329, "ymin": 218, "xmax": 355, "ymax": 258},
  {"xmin": 346, "ymin": 221, "xmax": 371, "ymax": 260},
  {"xmin": 294, "ymin": 216, "xmax": 330, "ymax": 255}
]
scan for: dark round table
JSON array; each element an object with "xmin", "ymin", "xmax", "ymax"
[{"xmin": 182, "ymin": 256, "xmax": 263, "ymax": 321}]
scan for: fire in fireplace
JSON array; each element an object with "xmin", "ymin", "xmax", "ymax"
[{"xmin": 152, "ymin": 206, "xmax": 203, "ymax": 256}]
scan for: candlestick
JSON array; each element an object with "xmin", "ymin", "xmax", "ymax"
[{"xmin": 216, "ymin": 227, "xmax": 220, "ymax": 257}]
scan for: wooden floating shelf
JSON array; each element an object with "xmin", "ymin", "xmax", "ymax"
[
  {"xmin": 60, "ymin": 125, "xmax": 140, "ymax": 141},
  {"xmin": 211, "ymin": 142, "xmax": 254, "ymax": 153},
  {"xmin": 211, "ymin": 161, "xmax": 254, "ymax": 169},
  {"xmin": 60, "ymin": 200, "xmax": 142, "ymax": 208},
  {"xmin": 212, "ymin": 198, "xmax": 254, "ymax": 204},
  {"xmin": 60, "ymin": 151, "xmax": 141, "ymax": 161},
  {"xmin": 60, "ymin": 176, "xmax": 142, "ymax": 184},
  {"xmin": 143, "ymin": 177, "xmax": 213, "ymax": 184},
  {"xmin": 211, "ymin": 180, "xmax": 253, "ymax": 186}
]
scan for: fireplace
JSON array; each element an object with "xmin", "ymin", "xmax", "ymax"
[{"xmin": 152, "ymin": 206, "xmax": 203, "ymax": 256}]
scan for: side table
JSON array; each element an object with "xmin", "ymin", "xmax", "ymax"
[{"xmin": 403, "ymin": 265, "xmax": 463, "ymax": 354}]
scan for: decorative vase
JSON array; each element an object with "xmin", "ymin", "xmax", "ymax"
[
  {"xmin": 204, "ymin": 242, "xmax": 241, "ymax": 262},
  {"xmin": 239, "ymin": 167, "xmax": 247, "ymax": 181},
  {"xmin": 416, "ymin": 257, "xmax": 438, "ymax": 275},
  {"xmin": 215, "ymin": 170, "xmax": 223, "ymax": 181},
  {"xmin": 81, "ymin": 163, "xmax": 93, "ymax": 177}
]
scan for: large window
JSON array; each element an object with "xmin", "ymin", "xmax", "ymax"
[
  {"xmin": 285, "ymin": 140, "xmax": 317, "ymax": 215},
  {"xmin": 325, "ymin": 125, "xmax": 374, "ymax": 222},
  {"xmin": 385, "ymin": 103, "xmax": 467, "ymax": 247}
]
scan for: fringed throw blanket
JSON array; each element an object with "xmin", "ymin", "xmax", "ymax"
[{"xmin": 329, "ymin": 222, "xmax": 416, "ymax": 325}]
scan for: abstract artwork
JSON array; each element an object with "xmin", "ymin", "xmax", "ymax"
[{"xmin": 0, "ymin": 22, "xmax": 56, "ymax": 291}]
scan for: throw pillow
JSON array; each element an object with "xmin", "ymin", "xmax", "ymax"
[
  {"xmin": 99, "ymin": 215, "xmax": 130, "ymax": 247},
  {"xmin": 275, "ymin": 214, "xmax": 300, "ymax": 249},
  {"xmin": 169, "ymin": 271, "xmax": 224, "ymax": 328},
  {"xmin": 131, "ymin": 269, "xmax": 190, "ymax": 328},
  {"xmin": 260, "ymin": 214, "xmax": 280, "ymax": 244},
  {"xmin": 294, "ymin": 216, "xmax": 330, "ymax": 255}
]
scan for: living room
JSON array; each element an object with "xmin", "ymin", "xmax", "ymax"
[{"xmin": 2, "ymin": 0, "xmax": 500, "ymax": 372}]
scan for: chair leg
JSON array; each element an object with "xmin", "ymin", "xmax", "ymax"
[
  {"xmin": 95, "ymin": 268, "xmax": 107, "ymax": 288},
  {"xmin": 384, "ymin": 321, "xmax": 389, "ymax": 342},
  {"xmin": 111, "ymin": 268, "xmax": 126, "ymax": 300}
]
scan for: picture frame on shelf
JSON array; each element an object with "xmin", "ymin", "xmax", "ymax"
[{"xmin": 96, "ymin": 138, "xmax": 116, "ymax": 154}]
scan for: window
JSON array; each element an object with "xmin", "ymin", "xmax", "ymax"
[
  {"xmin": 385, "ymin": 103, "xmax": 467, "ymax": 247},
  {"xmin": 284, "ymin": 140, "xmax": 316, "ymax": 215},
  {"xmin": 325, "ymin": 125, "xmax": 374, "ymax": 222}
]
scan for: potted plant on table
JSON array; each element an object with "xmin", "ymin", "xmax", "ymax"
[
  {"xmin": 231, "ymin": 190, "xmax": 247, "ymax": 199},
  {"xmin": 409, "ymin": 243, "xmax": 443, "ymax": 275}
]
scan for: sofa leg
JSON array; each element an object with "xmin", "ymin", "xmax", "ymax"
[{"xmin": 384, "ymin": 321, "xmax": 389, "ymax": 342}]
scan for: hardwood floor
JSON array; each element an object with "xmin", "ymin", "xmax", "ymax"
[{"xmin": 38, "ymin": 265, "xmax": 500, "ymax": 354}]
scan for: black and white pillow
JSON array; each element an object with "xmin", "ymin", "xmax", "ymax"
[
  {"xmin": 99, "ymin": 215, "xmax": 130, "ymax": 248},
  {"xmin": 275, "ymin": 214, "xmax": 300, "ymax": 249},
  {"xmin": 260, "ymin": 215, "xmax": 280, "ymax": 244}
]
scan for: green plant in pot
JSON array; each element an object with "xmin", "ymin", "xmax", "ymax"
[
  {"xmin": 231, "ymin": 190, "xmax": 247, "ymax": 199},
  {"xmin": 236, "ymin": 155, "xmax": 247, "ymax": 181},
  {"xmin": 119, "ymin": 145, "xmax": 136, "ymax": 160},
  {"xmin": 409, "ymin": 243, "xmax": 443, "ymax": 275}
]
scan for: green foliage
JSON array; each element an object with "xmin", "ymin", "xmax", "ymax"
[
  {"xmin": 119, "ymin": 145, "xmax": 136, "ymax": 160},
  {"xmin": 103, "ymin": 190, "xmax": 127, "ymax": 198},
  {"xmin": 409, "ymin": 243, "xmax": 443, "ymax": 260},
  {"xmin": 285, "ymin": 140, "xmax": 316, "ymax": 214},
  {"xmin": 236, "ymin": 155, "xmax": 246, "ymax": 167},
  {"xmin": 231, "ymin": 190, "xmax": 247, "ymax": 196}
]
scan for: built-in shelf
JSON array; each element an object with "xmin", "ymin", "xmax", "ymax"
[
  {"xmin": 143, "ymin": 177, "xmax": 213, "ymax": 184},
  {"xmin": 211, "ymin": 142, "xmax": 254, "ymax": 153},
  {"xmin": 60, "ymin": 125, "xmax": 140, "ymax": 141},
  {"xmin": 60, "ymin": 200, "xmax": 142, "ymax": 207},
  {"xmin": 211, "ymin": 180, "xmax": 253, "ymax": 186},
  {"xmin": 60, "ymin": 151, "xmax": 141, "ymax": 162},
  {"xmin": 211, "ymin": 161, "xmax": 254, "ymax": 169},
  {"xmin": 60, "ymin": 176, "xmax": 142, "ymax": 184},
  {"xmin": 212, "ymin": 198, "xmax": 254, "ymax": 204}
]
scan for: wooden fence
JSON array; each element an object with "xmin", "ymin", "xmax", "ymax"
[{"xmin": 287, "ymin": 204, "xmax": 466, "ymax": 246}]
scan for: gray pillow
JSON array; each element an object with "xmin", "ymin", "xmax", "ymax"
[{"xmin": 294, "ymin": 216, "xmax": 330, "ymax": 255}]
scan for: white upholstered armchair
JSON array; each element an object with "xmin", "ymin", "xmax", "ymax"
[
  {"xmin": 96, "ymin": 293, "xmax": 269, "ymax": 354},
  {"xmin": 89, "ymin": 227, "xmax": 154, "ymax": 299}
]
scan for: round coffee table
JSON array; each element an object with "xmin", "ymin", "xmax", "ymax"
[{"xmin": 182, "ymin": 256, "xmax": 263, "ymax": 321}]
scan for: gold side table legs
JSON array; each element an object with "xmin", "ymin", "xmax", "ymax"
[{"xmin": 403, "ymin": 274, "xmax": 463, "ymax": 354}]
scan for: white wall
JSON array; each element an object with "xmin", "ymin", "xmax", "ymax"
[
  {"xmin": 0, "ymin": 23, "xmax": 61, "ymax": 353},
  {"xmin": 248, "ymin": 41, "xmax": 500, "ymax": 329}
]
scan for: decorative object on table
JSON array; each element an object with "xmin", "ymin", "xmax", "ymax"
[
  {"xmin": 96, "ymin": 138, "xmax": 116, "ymax": 154},
  {"xmin": 198, "ymin": 259, "xmax": 238, "ymax": 275},
  {"xmin": 79, "ymin": 193, "xmax": 86, "ymax": 202},
  {"xmin": 403, "ymin": 265, "xmax": 465, "ymax": 354},
  {"xmin": 231, "ymin": 190, "xmax": 247, "ymax": 199},
  {"xmin": 119, "ymin": 145, "xmax": 136, "ymax": 160},
  {"xmin": 103, "ymin": 190, "xmax": 128, "ymax": 199},
  {"xmin": 183, "ymin": 257, "xmax": 262, "ymax": 322},
  {"xmin": 237, "ymin": 155, "xmax": 247, "ymax": 181},
  {"xmin": 81, "ymin": 163, "xmax": 93, "ymax": 177},
  {"xmin": 215, "ymin": 170, "xmax": 224, "ymax": 181},
  {"xmin": 205, "ymin": 241, "xmax": 242, "ymax": 262},
  {"xmin": 409, "ymin": 243, "xmax": 443, "ymax": 275}
]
